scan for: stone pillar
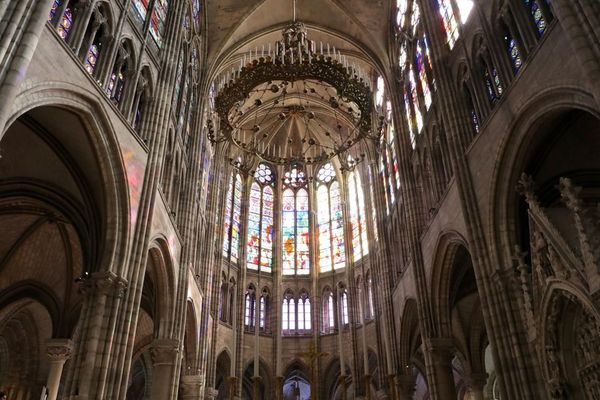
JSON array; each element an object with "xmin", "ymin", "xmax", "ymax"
[
  {"xmin": 396, "ymin": 374, "xmax": 414, "ymax": 400},
  {"xmin": 180, "ymin": 375, "xmax": 204, "ymax": 400},
  {"xmin": 0, "ymin": 0, "xmax": 55, "ymax": 136},
  {"xmin": 45, "ymin": 339, "xmax": 73, "ymax": 400},
  {"xmin": 252, "ymin": 375, "xmax": 262, "ymax": 400},
  {"xmin": 150, "ymin": 339, "xmax": 180, "ymax": 399},
  {"xmin": 464, "ymin": 373, "xmax": 488, "ymax": 400},
  {"xmin": 227, "ymin": 376, "xmax": 238, "ymax": 400},
  {"xmin": 275, "ymin": 376, "xmax": 284, "ymax": 400},
  {"xmin": 425, "ymin": 339, "xmax": 456, "ymax": 400}
]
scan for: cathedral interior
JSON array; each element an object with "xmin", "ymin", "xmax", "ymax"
[{"xmin": 0, "ymin": 0, "xmax": 599, "ymax": 399}]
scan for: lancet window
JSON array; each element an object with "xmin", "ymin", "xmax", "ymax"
[
  {"xmin": 247, "ymin": 164, "xmax": 275, "ymax": 273},
  {"xmin": 316, "ymin": 163, "xmax": 345, "ymax": 273},
  {"xmin": 437, "ymin": 0, "xmax": 474, "ymax": 49},
  {"xmin": 282, "ymin": 165, "xmax": 310, "ymax": 276},
  {"xmin": 223, "ymin": 173, "xmax": 243, "ymax": 264},
  {"xmin": 348, "ymin": 169, "xmax": 369, "ymax": 261},
  {"xmin": 322, "ymin": 288, "xmax": 336, "ymax": 334},
  {"xmin": 244, "ymin": 284, "xmax": 257, "ymax": 329},
  {"xmin": 524, "ymin": 0, "xmax": 553, "ymax": 36}
]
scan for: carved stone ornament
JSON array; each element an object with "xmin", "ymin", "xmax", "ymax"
[
  {"xmin": 150, "ymin": 339, "xmax": 180, "ymax": 366},
  {"xmin": 46, "ymin": 339, "xmax": 74, "ymax": 362}
]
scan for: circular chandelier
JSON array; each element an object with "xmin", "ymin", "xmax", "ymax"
[{"xmin": 209, "ymin": 21, "xmax": 375, "ymax": 165}]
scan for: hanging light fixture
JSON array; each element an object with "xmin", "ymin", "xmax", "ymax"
[{"xmin": 209, "ymin": 17, "xmax": 375, "ymax": 166}]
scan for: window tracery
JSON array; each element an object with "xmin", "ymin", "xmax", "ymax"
[
  {"xmin": 247, "ymin": 164, "xmax": 275, "ymax": 273},
  {"xmin": 282, "ymin": 165, "xmax": 310, "ymax": 275},
  {"xmin": 223, "ymin": 173, "xmax": 243, "ymax": 264},
  {"xmin": 316, "ymin": 163, "xmax": 345, "ymax": 273},
  {"xmin": 322, "ymin": 288, "xmax": 336, "ymax": 334},
  {"xmin": 348, "ymin": 169, "xmax": 369, "ymax": 261}
]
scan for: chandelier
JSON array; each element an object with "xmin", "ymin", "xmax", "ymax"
[{"xmin": 209, "ymin": 20, "xmax": 375, "ymax": 165}]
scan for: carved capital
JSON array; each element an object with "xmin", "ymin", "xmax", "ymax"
[
  {"xmin": 46, "ymin": 339, "xmax": 74, "ymax": 362},
  {"xmin": 92, "ymin": 271, "xmax": 128, "ymax": 297},
  {"xmin": 150, "ymin": 339, "xmax": 180, "ymax": 366},
  {"xmin": 180, "ymin": 374, "xmax": 204, "ymax": 397}
]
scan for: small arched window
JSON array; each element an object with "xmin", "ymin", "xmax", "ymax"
[
  {"xmin": 244, "ymin": 285, "xmax": 256, "ymax": 329},
  {"xmin": 282, "ymin": 290, "xmax": 296, "ymax": 335},
  {"xmin": 80, "ymin": 4, "xmax": 110, "ymax": 76},
  {"xmin": 107, "ymin": 42, "xmax": 133, "ymax": 105},
  {"xmin": 322, "ymin": 288, "xmax": 335, "ymax": 334},
  {"xmin": 133, "ymin": 68, "xmax": 152, "ymax": 131},
  {"xmin": 259, "ymin": 288, "xmax": 270, "ymax": 332},
  {"xmin": 340, "ymin": 287, "xmax": 350, "ymax": 326},
  {"xmin": 219, "ymin": 274, "xmax": 227, "ymax": 322},
  {"xmin": 502, "ymin": 22, "xmax": 523, "ymax": 73},
  {"xmin": 228, "ymin": 278, "xmax": 236, "ymax": 324},
  {"xmin": 49, "ymin": 0, "xmax": 75, "ymax": 40},
  {"xmin": 297, "ymin": 290, "xmax": 311, "ymax": 333}
]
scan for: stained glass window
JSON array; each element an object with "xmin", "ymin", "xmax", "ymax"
[
  {"xmin": 464, "ymin": 84, "xmax": 480, "ymax": 134},
  {"xmin": 108, "ymin": 69, "xmax": 127, "ymax": 103},
  {"xmin": 524, "ymin": 0, "xmax": 549, "ymax": 35},
  {"xmin": 282, "ymin": 165, "xmax": 310, "ymax": 275},
  {"xmin": 375, "ymin": 76, "xmax": 385, "ymax": 110},
  {"xmin": 348, "ymin": 169, "xmax": 369, "ymax": 261},
  {"xmin": 416, "ymin": 39, "xmax": 432, "ymax": 110},
  {"xmin": 438, "ymin": 0, "xmax": 459, "ymax": 49},
  {"xmin": 192, "ymin": 0, "xmax": 201, "ymax": 29},
  {"xmin": 396, "ymin": 0, "xmax": 408, "ymax": 29},
  {"xmin": 247, "ymin": 164, "xmax": 274, "ymax": 273},
  {"xmin": 134, "ymin": 0, "xmax": 150, "ymax": 21},
  {"xmin": 322, "ymin": 288, "xmax": 335, "ymax": 333},
  {"xmin": 505, "ymin": 31, "xmax": 523, "ymax": 72},
  {"xmin": 49, "ymin": 0, "xmax": 61, "ymax": 21},
  {"xmin": 84, "ymin": 44, "xmax": 99, "ymax": 74},
  {"xmin": 380, "ymin": 154, "xmax": 391, "ymax": 215},
  {"xmin": 223, "ymin": 173, "xmax": 242, "ymax": 263},
  {"xmin": 386, "ymin": 102, "xmax": 401, "ymax": 190},
  {"xmin": 367, "ymin": 165, "xmax": 379, "ymax": 241},
  {"xmin": 406, "ymin": 67, "xmax": 424, "ymax": 143},
  {"xmin": 366, "ymin": 273, "xmax": 375, "ymax": 319},
  {"xmin": 316, "ymin": 163, "xmax": 345, "ymax": 272},
  {"xmin": 173, "ymin": 53, "xmax": 184, "ymax": 109},
  {"xmin": 57, "ymin": 5, "xmax": 73, "ymax": 39},
  {"xmin": 149, "ymin": 0, "xmax": 169, "ymax": 47},
  {"xmin": 456, "ymin": 0, "xmax": 474, "ymax": 23}
]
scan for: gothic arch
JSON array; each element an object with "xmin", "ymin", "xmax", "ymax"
[
  {"xmin": 146, "ymin": 237, "xmax": 177, "ymax": 337},
  {"xmin": 489, "ymin": 85, "xmax": 599, "ymax": 274},
  {"xmin": 429, "ymin": 231, "xmax": 470, "ymax": 338},
  {"xmin": 6, "ymin": 83, "xmax": 130, "ymax": 277}
]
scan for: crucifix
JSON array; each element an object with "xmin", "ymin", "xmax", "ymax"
[{"xmin": 296, "ymin": 343, "xmax": 329, "ymax": 400}]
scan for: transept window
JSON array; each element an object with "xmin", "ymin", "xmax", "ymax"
[
  {"xmin": 316, "ymin": 163, "xmax": 345, "ymax": 273},
  {"xmin": 247, "ymin": 164, "xmax": 275, "ymax": 273},
  {"xmin": 348, "ymin": 169, "xmax": 369, "ymax": 261},
  {"xmin": 282, "ymin": 165, "xmax": 310, "ymax": 276},
  {"xmin": 223, "ymin": 173, "xmax": 242, "ymax": 264},
  {"xmin": 438, "ymin": 0, "xmax": 474, "ymax": 49}
]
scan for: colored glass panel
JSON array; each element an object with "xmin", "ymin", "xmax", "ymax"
[
  {"xmin": 416, "ymin": 40, "xmax": 432, "ymax": 110},
  {"xmin": 230, "ymin": 174, "xmax": 242, "ymax": 263},
  {"xmin": 505, "ymin": 33, "xmax": 522, "ymax": 72},
  {"xmin": 457, "ymin": 0, "xmax": 474, "ymax": 23},
  {"xmin": 49, "ymin": 0, "xmax": 61, "ymax": 21},
  {"xmin": 282, "ymin": 189, "xmax": 296, "ymax": 275},
  {"xmin": 330, "ymin": 182, "xmax": 345, "ymax": 269},
  {"xmin": 150, "ymin": 0, "xmax": 169, "ymax": 47},
  {"xmin": 84, "ymin": 44, "xmax": 99, "ymax": 75},
  {"xmin": 296, "ymin": 189, "xmax": 310, "ymax": 274},
  {"xmin": 438, "ymin": 0, "xmax": 459, "ymax": 49},
  {"xmin": 260, "ymin": 186, "xmax": 274, "ymax": 272},
  {"xmin": 341, "ymin": 291, "xmax": 349, "ymax": 325},
  {"xmin": 134, "ymin": 0, "xmax": 149, "ymax": 21},
  {"xmin": 57, "ymin": 7, "xmax": 73, "ymax": 39},
  {"xmin": 317, "ymin": 185, "xmax": 332, "ymax": 272},
  {"xmin": 246, "ymin": 182, "xmax": 261, "ymax": 270},
  {"xmin": 222, "ymin": 176, "xmax": 233, "ymax": 257}
]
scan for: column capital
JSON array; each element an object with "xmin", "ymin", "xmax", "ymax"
[
  {"xmin": 92, "ymin": 271, "xmax": 128, "ymax": 298},
  {"xmin": 464, "ymin": 372, "xmax": 489, "ymax": 390},
  {"xmin": 180, "ymin": 374, "xmax": 204, "ymax": 398},
  {"xmin": 424, "ymin": 337, "xmax": 454, "ymax": 355},
  {"xmin": 150, "ymin": 338, "xmax": 180, "ymax": 366},
  {"xmin": 46, "ymin": 338, "xmax": 73, "ymax": 362}
]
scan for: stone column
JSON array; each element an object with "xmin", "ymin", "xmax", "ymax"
[
  {"xmin": 275, "ymin": 376, "xmax": 284, "ymax": 400},
  {"xmin": 180, "ymin": 375, "xmax": 204, "ymax": 400},
  {"xmin": 464, "ymin": 373, "xmax": 488, "ymax": 400},
  {"xmin": 396, "ymin": 374, "xmax": 414, "ymax": 400},
  {"xmin": 45, "ymin": 339, "xmax": 74, "ymax": 400},
  {"xmin": 150, "ymin": 339, "xmax": 180, "ymax": 399},
  {"xmin": 0, "ymin": 0, "xmax": 54, "ymax": 136},
  {"xmin": 425, "ymin": 338, "xmax": 456, "ymax": 400},
  {"xmin": 227, "ymin": 376, "xmax": 238, "ymax": 400},
  {"xmin": 252, "ymin": 375, "xmax": 262, "ymax": 400}
]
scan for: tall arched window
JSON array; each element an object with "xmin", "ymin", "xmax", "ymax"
[
  {"xmin": 282, "ymin": 165, "xmax": 310, "ymax": 275},
  {"xmin": 316, "ymin": 163, "xmax": 345, "ymax": 273},
  {"xmin": 79, "ymin": 5, "xmax": 109, "ymax": 76},
  {"xmin": 437, "ymin": 0, "xmax": 474, "ymax": 49},
  {"xmin": 133, "ymin": 0, "xmax": 150, "ymax": 22},
  {"xmin": 149, "ymin": 0, "xmax": 169, "ymax": 47},
  {"xmin": 297, "ymin": 290, "xmax": 311, "ymax": 333},
  {"xmin": 282, "ymin": 290, "xmax": 296, "ymax": 335},
  {"xmin": 49, "ymin": 0, "xmax": 75, "ymax": 40},
  {"xmin": 386, "ymin": 102, "xmax": 401, "ymax": 190},
  {"xmin": 107, "ymin": 42, "xmax": 133, "ymax": 105},
  {"xmin": 219, "ymin": 273, "xmax": 227, "ymax": 322},
  {"xmin": 396, "ymin": 0, "xmax": 409, "ymax": 30},
  {"xmin": 348, "ymin": 169, "xmax": 369, "ymax": 261},
  {"xmin": 322, "ymin": 288, "xmax": 335, "ymax": 334},
  {"xmin": 244, "ymin": 285, "xmax": 256, "ymax": 329},
  {"xmin": 247, "ymin": 164, "xmax": 275, "ymax": 273},
  {"xmin": 367, "ymin": 165, "xmax": 379, "ymax": 241},
  {"xmin": 480, "ymin": 55, "xmax": 503, "ymax": 104},
  {"xmin": 503, "ymin": 23, "xmax": 523, "ymax": 73},
  {"xmin": 228, "ymin": 278, "xmax": 236, "ymax": 323},
  {"xmin": 223, "ymin": 173, "xmax": 243, "ymax": 264},
  {"xmin": 524, "ymin": 0, "xmax": 553, "ymax": 36}
]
